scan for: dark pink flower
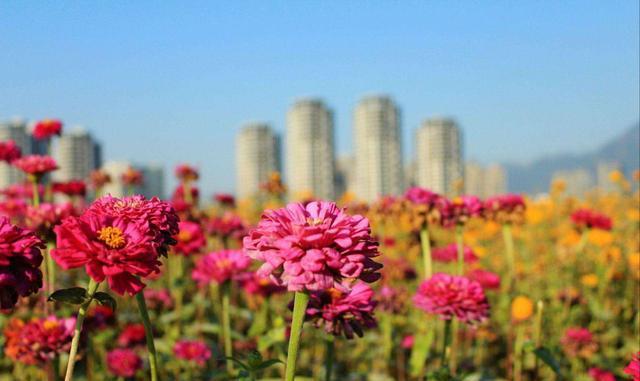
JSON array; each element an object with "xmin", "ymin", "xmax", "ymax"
[
  {"xmin": 12, "ymin": 155, "xmax": 58, "ymax": 177},
  {"xmin": 25, "ymin": 202, "xmax": 75, "ymax": 239},
  {"xmin": 404, "ymin": 187, "xmax": 440, "ymax": 206},
  {"xmin": 173, "ymin": 340, "xmax": 212, "ymax": 366},
  {"xmin": 85, "ymin": 305, "xmax": 116, "ymax": 331},
  {"xmin": 173, "ymin": 220, "xmax": 206, "ymax": 256},
  {"xmin": 440, "ymin": 196, "xmax": 484, "ymax": 227},
  {"xmin": 4, "ymin": 316, "xmax": 74, "ymax": 365},
  {"xmin": 143, "ymin": 288, "xmax": 174, "ymax": 310},
  {"xmin": 206, "ymin": 212, "xmax": 248, "ymax": 241},
  {"xmin": 432, "ymin": 243, "xmax": 478, "ymax": 264},
  {"xmin": 121, "ymin": 166, "xmax": 144, "ymax": 186},
  {"xmin": 561, "ymin": 327, "xmax": 597, "ymax": 358},
  {"xmin": 214, "ymin": 193, "xmax": 235, "ymax": 207},
  {"xmin": 52, "ymin": 180, "xmax": 87, "ymax": 197},
  {"xmin": 401, "ymin": 335, "xmax": 414, "ymax": 349},
  {"xmin": 32, "ymin": 119, "xmax": 63, "ymax": 140},
  {"xmin": 377, "ymin": 285, "xmax": 407, "ymax": 313},
  {"xmin": 89, "ymin": 169, "xmax": 111, "ymax": 189},
  {"xmin": 0, "ymin": 217, "xmax": 44, "ymax": 310},
  {"xmin": 240, "ymin": 271, "xmax": 286, "ymax": 297},
  {"xmin": 0, "ymin": 140, "xmax": 21, "ymax": 162},
  {"xmin": 107, "ymin": 348, "xmax": 142, "ymax": 377},
  {"xmin": 625, "ymin": 352, "xmax": 640, "ymax": 381},
  {"xmin": 571, "ymin": 209, "xmax": 613, "ymax": 231},
  {"xmin": 467, "ymin": 269, "xmax": 501, "ymax": 290},
  {"xmin": 243, "ymin": 201, "xmax": 382, "ymax": 292},
  {"xmin": 588, "ymin": 367, "xmax": 616, "ymax": 381},
  {"xmin": 305, "ymin": 282, "xmax": 377, "ymax": 339},
  {"xmin": 484, "ymin": 194, "xmax": 526, "ymax": 224},
  {"xmin": 175, "ymin": 164, "xmax": 199, "ymax": 181},
  {"xmin": 413, "ymin": 273, "xmax": 489, "ymax": 324},
  {"xmin": 117, "ymin": 323, "xmax": 147, "ymax": 348},
  {"xmin": 192, "ymin": 249, "xmax": 251, "ymax": 285}
]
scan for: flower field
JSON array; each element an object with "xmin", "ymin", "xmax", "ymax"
[{"xmin": 0, "ymin": 121, "xmax": 638, "ymax": 381}]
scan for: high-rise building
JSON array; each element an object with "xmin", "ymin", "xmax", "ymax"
[
  {"xmin": 0, "ymin": 119, "xmax": 31, "ymax": 188},
  {"xmin": 335, "ymin": 155, "xmax": 354, "ymax": 199},
  {"xmin": 552, "ymin": 169, "xmax": 594, "ymax": 197},
  {"xmin": 235, "ymin": 123, "xmax": 280, "ymax": 198},
  {"xmin": 286, "ymin": 99, "xmax": 335, "ymax": 200},
  {"xmin": 415, "ymin": 117, "xmax": 463, "ymax": 196},
  {"xmin": 53, "ymin": 128, "xmax": 102, "ymax": 181},
  {"xmin": 138, "ymin": 164, "xmax": 164, "ymax": 199},
  {"xmin": 353, "ymin": 95, "xmax": 403, "ymax": 202},
  {"xmin": 465, "ymin": 161, "xmax": 507, "ymax": 197}
]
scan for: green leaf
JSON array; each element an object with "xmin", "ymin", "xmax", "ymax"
[
  {"xmin": 48, "ymin": 287, "xmax": 88, "ymax": 305},
  {"xmin": 252, "ymin": 359, "xmax": 283, "ymax": 371},
  {"xmin": 247, "ymin": 350, "xmax": 263, "ymax": 368},
  {"xmin": 533, "ymin": 346, "xmax": 562, "ymax": 376},
  {"xmin": 93, "ymin": 292, "xmax": 117, "ymax": 312}
]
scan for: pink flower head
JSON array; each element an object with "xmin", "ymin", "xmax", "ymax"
[
  {"xmin": 240, "ymin": 271, "xmax": 286, "ymax": 297},
  {"xmin": 12, "ymin": 155, "xmax": 58, "ymax": 177},
  {"xmin": 432, "ymin": 243, "xmax": 478, "ymax": 264},
  {"xmin": 121, "ymin": 166, "xmax": 143, "ymax": 186},
  {"xmin": 89, "ymin": 169, "xmax": 111, "ymax": 189},
  {"xmin": 0, "ymin": 198, "xmax": 28, "ymax": 223},
  {"xmin": 32, "ymin": 119, "xmax": 63, "ymax": 140},
  {"xmin": 377, "ymin": 285, "xmax": 407, "ymax": 313},
  {"xmin": 0, "ymin": 140, "xmax": 22, "ymax": 162},
  {"xmin": 305, "ymin": 282, "xmax": 377, "ymax": 339},
  {"xmin": 207, "ymin": 212, "xmax": 247, "ymax": 241},
  {"xmin": 107, "ymin": 348, "xmax": 142, "ymax": 377},
  {"xmin": 143, "ymin": 288, "xmax": 174, "ymax": 310},
  {"xmin": 52, "ymin": 180, "xmax": 87, "ymax": 197},
  {"xmin": 175, "ymin": 164, "xmax": 199, "ymax": 181},
  {"xmin": 440, "ymin": 195, "xmax": 484, "ymax": 227},
  {"xmin": 413, "ymin": 273, "xmax": 489, "ymax": 324},
  {"xmin": 85, "ymin": 305, "xmax": 116, "ymax": 331},
  {"xmin": 4, "ymin": 316, "xmax": 74, "ymax": 365},
  {"xmin": 243, "ymin": 201, "xmax": 382, "ymax": 292},
  {"xmin": 173, "ymin": 340, "xmax": 212, "ymax": 366},
  {"xmin": 588, "ymin": 368, "xmax": 616, "ymax": 381},
  {"xmin": 401, "ymin": 335, "xmax": 414, "ymax": 349},
  {"xmin": 484, "ymin": 194, "xmax": 526, "ymax": 225},
  {"xmin": 0, "ymin": 217, "xmax": 44, "ymax": 309},
  {"xmin": 26, "ymin": 202, "xmax": 75, "ymax": 240},
  {"xmin": 192, "ymin": 249, "xmax": 251, "ymax": 285},
  {"xmin": 404, "ymin": 187, "xmax": 440, "ymax": 207},
  {"xmin": 571, "ymin": 208, "xmax": 613, "ymax": 231},
  {"xmin": 467, "ymin": 269, "xmax": 501, "ymax": 290},
  {"xmin": 625, "ymin": 352, "xmax": 640, "ymax": 381},
  {"xmin": 117, "ymin": 323, "xmax": 147, "ymax": 347},
  {"xmin": 214, "ymin": 193, "xmax": 235, "ymax": 207},
  {"xmin": 173, "ymin": 220, "xmax": 206, "ymax": 256},
  {"xmin": 561, "ymin": 327, "xmax": 597, "ymax": 358}
]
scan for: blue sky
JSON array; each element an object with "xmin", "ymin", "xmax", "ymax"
[{"xmin": 1, "ymin": 1, "xmax": 638, "ymax": 194}]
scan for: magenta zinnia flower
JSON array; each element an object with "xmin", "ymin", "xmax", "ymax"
[
  {"xmin": 571, "ymin": 208, "xmax": 613, "ymax": 231},
  {"xmin": 12, "ymin": 155, "xmax": 58, "ymax": 177},
  {"xmin": 413, "ymin": 273, "xmax": 489, "ymax": 324},
  {"xmin": 440, "ymin": 196, "xmax": 484, "ymax": 227},
  {"xmin": 561, "ymin": 327, "xmax": 597, "ymax": 358},
  {"xmin": 0, "ymin": 217, "xmax": 44, "ymax": 309},
  {"xmin": 174, "ymin": 220, "xmax": 206, "ymax": 256},
  {"xmin": 432, "ymin": 243, "xmax": 478, "ymax": 264},
  {"xmin": 117, "ymin": 323, "xmax": 147, "ymax": 348},
  {"xmin": 214, "ymin": 193, "xmax": 235, "ymax": 207},
  {"xmin": 33, "ymin": 119, "xmax": 63, "ymax": 140},
  {"xmin": 240, "ymin": 271, "xmax": 286, "ymax": 297},
  {"xmin": 484, "ymin": 194, "xmax": 526, "ymax": 224},
  {"xmin": 467, "ymin": 269, "xmax": 501, "ymax": 290},
  {"xmin": 588, "ymin": 367, "xmax": 616, "ymax": 381},
  {"xmin": 206, "ymin": 212, "xmax": 247, "ymax": 241},
  {"xmin": 625, "ymin": 352, "xmax": 640, "ymax": 381},
  {"xmin": 121, "ymin": 166, "xmax": 144, "ymax": 186},
  {"xmin": 52, "ymin": 180, "xmax": 87, "ymax": 197},
  {"xmin": 0, "ymin": 140, "xmax": 21, "ymax": 163},
  {"xmin": 4, "ymin": 316, "xmax": 74, "ymax": 365},
  {"xmin": 173, "ymin": 339, "xmax": 212, "ymax": 366},
  {"xmin": 192, "ymin": 249, "xmax": 251, "ymax": 285},
  {"xmin": 175, "ymin": 164, "xmax": 199, "ymax": 181},
  {"xmin": 243, "ymin": 201, "xmax": 382, "ymax": 292},
  {"xmin": 304, "ymin": 282, "xmax": 377, "ymax": 339},
  {"xmin": 107, "ymin": 348, "xmax": 143, "ymax": 377}
]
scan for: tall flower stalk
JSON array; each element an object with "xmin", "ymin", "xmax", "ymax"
[
  {"xmin": 285, "ymin": 291, "xmax": 310, "ymax": 381},
  {"xmin": 135, "ymin": 292, "xmax": 159, "ymax": 381},
  {"xmin": 64, "ymin": 279, "xmax": 99, "ymax": 381}
]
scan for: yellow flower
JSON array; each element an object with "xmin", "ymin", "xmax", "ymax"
[
  {"xmin": 511, "ymin": 296, "xmax": 534, "ymax": 322},
  {"xmin": 581, "ymin": 274, "xmax": 599, "ymax": 288},
  {"xmin": 609, "ymin": 170, "xmax": 624, "ymax": 183},
  {"xmin": 588, "ymin": 230, "xmax": 613, "ymax": 247},
  {"xmin": 628, "ymin": 252, "xmax": 640, "ymax": 279}
]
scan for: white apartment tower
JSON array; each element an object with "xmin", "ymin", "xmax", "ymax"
[
  {"xmin": 235, "ymin": 123, "xmax": 280, "ymax": 198},
  {"xmin": 54, "ymin": 128, "xmax": 101, "ymax": 181},
  {"xmin": 0, "ymin": 120, "xmax": 31, "ymax": 188},
  {"xmin": 286, "ymin": 99, "xmax": 335, "ymax": 200},
  {"xmin": 353, "ymin": 96, "xmax": 403, "ymax": 202},
  {"xmin": 415, "ymin": 118, "xmax": 463, "ymax": 196},
  {"xmin": 465, "ymin": 161, "xmax": 507, "ymax": 197}
]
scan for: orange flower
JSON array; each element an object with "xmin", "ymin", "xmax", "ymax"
[{"xmin": 511, "ymin": 296, "xmax": 534, "ymax": 322}]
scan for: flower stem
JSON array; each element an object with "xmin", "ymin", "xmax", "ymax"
[
  {"xmin": 64, "ymin": 278, "xmax": 99, "ymax": 381},
  {"xmin": 31, "ymin": 178, "xmax": 40, "ymax": 207},
  {"xmin": 325, "ymin": 336, "xmax": 335, "ymax": 381},
  {"xmin": 455, "ymin": 225, "xmax": 464, "ymax": 276},
  {"xmin": 441, "ymin": 319, "xmax": 452, "ymax": 366},
  {"xmin": 502, "ymin": 224, "xmax": 515, "ymax": 292},
  {"xmin": 221, "ymin": 282, "xmax": 233, "ymax": 373},
  {"xmin": 47, "ymin": 241, "xmax": 56, "ymax": 301},
  {"xmin": 285, "ymin": 291, "xmax": 310, "ymax": 381},
  {"xmin": 136, "ymin": 291, "xmax": 159, "ymax": 381},
  {"xmin": 419, "ymin": 227, "xmax": 432, "ymax": 279},
  {"xmin": 513, "ymin": 324, "xmax": 524, "ymax": 381},
  {"xmin": 533, "ymin": 300, "xmax": 544, "ymax": 377}
]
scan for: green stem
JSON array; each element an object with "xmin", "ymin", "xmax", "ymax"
[
  {"xmin": 325, "ymin": 336, "xmax": 334, "ymax": 381},
  {"xmin": 419, "ymin": 227, "xmax": 433, "ymax": 279},
  {"xmin": 455, "ymin": 225, "xmax": 465, "ymax": 276},
  {"xmin": 64, "ymin": 278, "xmax": 99, "ymax": 381},
  {"xmin": 221, "ymin": 282, "xmax": 233, "ymax": 373},
  {"xmin": 441, "ymin": 319, "xmax": 452, "ymax": 367},
  {"xmin": 31, "ymin": 178, "xmax": 40, "ymax": 207},
  {"xmin": 449, "ymin": 319, "xmax": 460, "ymax": 374},
  {"xmin": 502, "ymin": 224, "xmax": 515, "ymax": 292},
  {"xmin": 533, "ymin": 300, "xmax": 544, "ymax": 378},
  {"xmin": 285, "ymin": 292, "xmax": 310, "ymax": 381},
  {"xmin": 47, "ymin": 241, "xmax": 56, "ymax": 299},
  {"xmin": 514, "ymin": 324, "xmax": 524, "ymax": 381},
  {"xmin": 136, "ymin": 291, "xmax": 159, "ymax": 381}
]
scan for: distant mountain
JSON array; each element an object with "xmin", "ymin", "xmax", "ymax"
[{"xmin": 505, "ymin": 123, "xmax": 640, "ymax": 194}]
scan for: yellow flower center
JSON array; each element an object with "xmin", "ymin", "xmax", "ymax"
[
  {"xmin": 177, "ymin": 230, "xmax": 192, "ymax": 242},
  {"xmin": 42, "ymin": 320, "xmax": 59, "ymax": 331},
  {"xmin": 97, "ymin": 226, "xmax": 126, "ymax": 249}
]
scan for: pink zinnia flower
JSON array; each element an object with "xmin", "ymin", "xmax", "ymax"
[
  {"xmin": 0, "ymin": 140, "xmax": 21, "ymax": 162},
  {"xmin": 107, "ymin": 348, "xmax": 143, "ymax": 377},
  {"xmin": 305, "ymin": 282, "xmax": 377, "ymax": 339},
  {"xmin": 240, "ymin": 271, "xmax": 286, "ymax": 297},
  {"xmin": 625, "ymin": 352, "xmax": 640, "ymax": 381},
  {"xmin": 214, "ymin": 193, "xmax": 235, "ymax": 207},
  {"xmin": 4, "ymin": 316, "xmax": 74, "ymax": 365},
  {"xmin": 52, "ymin": 180, "xmax": 87, "ymax": 197},
  {"xmin": 121, "ymin": 166, "xmax": 143, "ymax": 186},
  {"xmin": 571, "ymin": 208, "xmax": 613, "ymax": 231},
  {"xmin": 174, "ymin": 220, "xmax": 206, "ymax": 256},
  {"xmin": 89, "ymin": 169, "xmax": 111, "ymax": 189},
  {"xmin": 173, "ymin": 339, "xmax": 212, "ymax": 366},
  {"xmin": 12, "ymin": 155, "xmax": 58, "ymax": 177},
  {"xmin": 561, "ymin": 327, "xmax": 597, "ymax": 358},
  {"xmin": 432, "ymin": 243, "xmax": 478, "ymax": 264},
  {"xmin": 484, "ymin": 194, "xmax": 526, "ymax": 224},
  {"xmin": 588, "ymin": 367, "xmax": 616, "ymax": 381},
  {"xmin": 467, "ymin": 269, "xmax": 501, "ymax": 290},
  {"xmin": 243, "ymin": 201, "xmax": 382, "ymax": 292},
  {"xmin": 32, "ymin": 119, "xmax": 63, "ymax": 140},
  {"xmin": 25, "ymin": 202, "xmax": 75, "ymax": 238},
  {"xmin": 440, "ymin": 195, "xmax": 484, "ymax": 227},
  {"xmin": 0, "ymin": 217, "xmax": 44, "ymax": 310},
  {"xmin": 192, "ymin": 249, "xmax": 251, "ymax": 285},
  {"xmin": 206, "ymin": 212, "xmax": 247, "ymax": 241},
  {"xmin": 401, "ymin": 335, "xmax": 414, "ymax": 349},
  {"xmin": 85, "ymin": 305, "xmax": 116, "ymax": 331},
  {"xmin": 144, "ymin": 288, "xmax": 174, "ymax": 310},
  {"xmin": 175, "ymin": 164, "xmax": 199, "ymax": 181},
  {"xmin": 377, "ymin": 285, "xmax": 407, "ymax": 313},
  {"xmin": 413, "ymin": 273, "xmax": 489, "ymax": 324},
  {"xmin": 117, "ymin": 323, "xmax": 147, "ymax": 348}
]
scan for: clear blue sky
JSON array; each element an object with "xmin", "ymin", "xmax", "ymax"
[{"xmin": 1, "ymin": 1, "xmax": 638, "ymax": 195}]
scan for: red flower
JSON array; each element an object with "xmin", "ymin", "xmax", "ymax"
[
  {"xmin": 588, "ymin": 367, "xmax": 616, "ymax": 381},
  {"xmin": 571, "ymin": 208, "xmax": 613, "ymax": 231},
  {"xmin": 32, "ymin": 119, "xmax": 63, "ymax": 140},
  {"xmin": 173, "ymin": 340, "xmax": 212, "ymax": 366},
  {"xmin": 4, "ymin": 316, "xmax": 75, "ymax": 365},
  {"xmin": 432, "ymin": 243, "xmax": 478, "ymax": 264},
  {"xmin": 467, "ymin": 269, "xmax": 501, "ymax": 290},
  {"xmin": 483, "ymin": 194, "xmax": 526, "ymax": 224},
  {"xmin": 89, "ymin": 169, "xmax": 111, "ymax": 189},
  {"xmin": 175, "ymin": 164, "xmax": 199, "ymax": 181},
  {"xmin": 117, "ymin": 323, "xmax": 147, "ymax": 347},
  {"xmin": 85, "ymin": 305, "xmax": 116, "ymax": 331},
  {"xmin": 121, "ymin": 166, "xmax": 144, "ymax": 186},
  {"xmin": 625, "ymin": 352, "xmax": 640, "ymax": 381},
  {"xmin": 192, "ymin": 249, "xmax": 251, "ymax": 285},
  {"xmin": 143, "ymin": 288, "xmax": 174, "ymax": 310},
  {"xmin": 0, "ymin": 217, "xmax": 44, "ymax": 310},
  {"xmin": 173, "ymin": 220, "xmax": 206, "ymax": 256},
  {"xmin": 25, "ymin": 202, "xmax": 76, "ymax": 240},
  {"xmin": 107, "ymin": 348, "xmax": 143, "ymax": 377},
  {"xmin": 413, "ymin": 273, "xmax": 489, "ymax": 324},
  {"xmin": 0, "ymin": 140, "xmax": 22, "ymax": 162},
  {"xmin": 206, "ymin": 212, "xmax": 247, "ymax": 241},
  {"xmin": 12, "ymin": 155, "xmax": 58, "ymax": 177},
  {"xmin": 561, "ymin": 327, "xmax": 597, "ymax": 358},
  {"xmin": 53, "ymin": 180, "xmax": 87, "ymax": 197},
  {"xmin": 439, "ymin": 196, "xmax": 484, "ymax": 227},
  {"xmin": 214, "ymin": 193, "xmax": 235, "ymax": 207}
]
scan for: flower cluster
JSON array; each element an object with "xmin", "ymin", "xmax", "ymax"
[
  {"xmin": 0, "ymin": 140, "xmax": 21, "ymax": 163},
  {"xmin": 117, "ymin": 323, "xmax": 147, "ymax": 347},
  {"xmin": 431, "ymin": 243, "xmax": 478, "ymax": 263},
  {"xmin": 32, "ymin": 119, "xmax": 63, "ymax": 140},
  {"xmin": 570, "ymin": 209, "xmax": 613, "ymax": 231},
  {"xmin": 403, "ymin": 187, "xmax": 445, "ymax": 227},
  {"xmin": 4, "ymin": 316, "xmax": 75, "ymax": 365},
  {"xmin": 440, "ymin": 196, "xmax": 484, "ymax": 227},
  {"xmin": 192, "ymin": 249, "xmax": 251, "ymax": 285},
  {"xmin": 483, "ymin": 194, "xmax": 526, "ymax": 225},
  {"xmin": 173, "ymin": 220, "xmax": 206, "ymax": 256},
  {"xmin": 12, "ymin": 155, "xmax": 58, "ymax": 177}
]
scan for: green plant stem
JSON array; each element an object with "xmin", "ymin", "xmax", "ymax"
[
  {"xmin": 441, "ymin": 319, "xmax": 452, "ymax": 366},
  {"xmin": 449, "ymin": 319, "xmax": 460, "ymax": 374},
  {"xmin": 514, "ymin": 324, "xmax": 524, "ymax": 381},
  {"xmin": 64, "ymin": 278, "xmax": 99, "ymax": 381},
  {"xmin": 325, "ymin": 336, "xmax": 335, "ymax": 381},
  {"xmin": 285, "ymin": 292, "xmax": 310, "ymax": 381},
  {"xmin": 502, "ymin": 224, "xmax": 516, "ymax": 292},
  {"xmin": 47, "ymin": 241, "xmax": 56, "ymax": 300},
  {"xmin": 419, "ymin": 226, "xmax": 433, "ymax": 279},
  {"xmin": 455, "ymin": 225, "xmax": 465, "ymax": 276},
  {"xmin": 533, "ymin": 300, "xmax": 544, "ymax": 377},
  {"xmin": 136, "ymin": 291, "xmax": 159, "ymax": 381},
  {"xmin": 221, "ymin": 282, "xmax": 233, "ymax": 373},
  {"xmin": 31, "ymin": 178, "xmax": 40, "ymax": 207}
]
